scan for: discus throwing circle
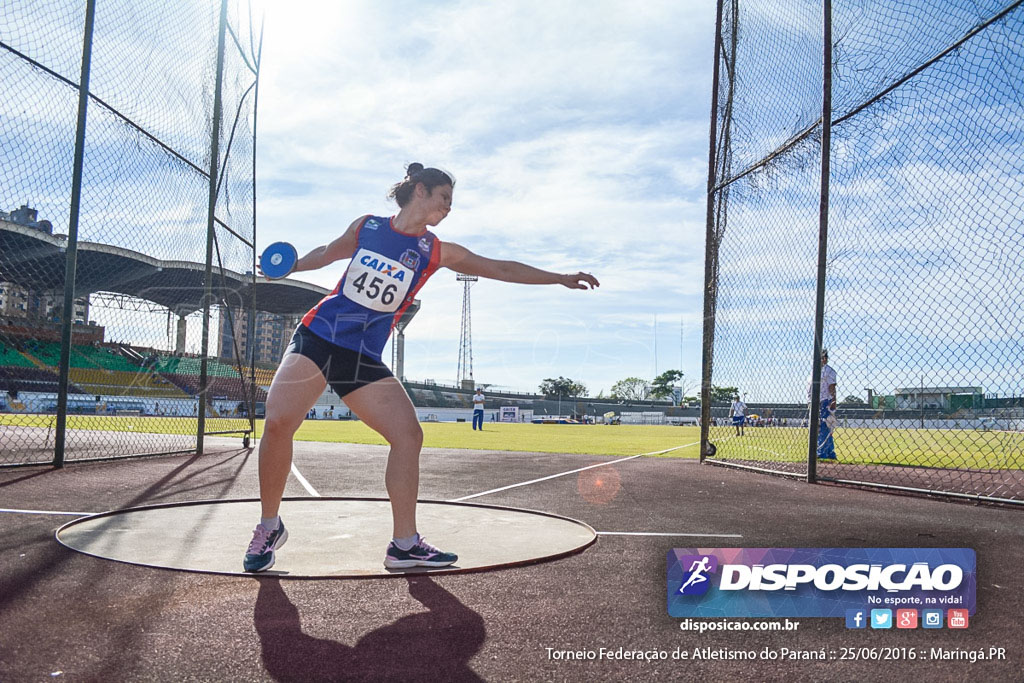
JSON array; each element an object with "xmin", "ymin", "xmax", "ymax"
[{"xmin": 56, "ymin": 497, "xmax": 597, "ymax": 578}]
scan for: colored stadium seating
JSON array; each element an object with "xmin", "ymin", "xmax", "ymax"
[
  {"xmin": 17, "ymin": 340, "xmax": 147, "ymax": 373},
  {"xmin": 161, "ymin": 374, "xmax": 267, "ymax": 402},
  {"xmin": 253, "ymin": 367, "xmax": 276, "ymax": 387},
  {"xmin": 0, "ymin": 366, "xmax": 87, "ymax": 395},
  {"xmin": 71, "ymin": 344, "xmax": 146, "ymax": 372},
  {"xmin": 1, "ymin": 336, "xmax": 266, "ymax": 403},
  {"xmin": 0, "ymin": 340, "xmax": 36, "ymax": 368},
  {"xmin": 67, "ymin": 368, "xmax": 190, "ymax": 398},
  {"xmin": 154, "ymin": 355, "xmax": 241, "ymax": 378},
  {"xmin": 150, "ymin": 354, "xmax": 266, "ymax": 401}
]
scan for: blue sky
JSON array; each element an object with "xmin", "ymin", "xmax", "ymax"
[{"xmin": 255, "ymin": 1, "xmax": 717, "ymax": 395}]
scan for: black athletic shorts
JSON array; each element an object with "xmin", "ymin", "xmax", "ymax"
[{"xmin": 285, "ymin": 325, "xmax": 394, "ymax": 399}]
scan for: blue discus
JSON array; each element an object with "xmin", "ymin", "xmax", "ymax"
[{"xmin": 260, "ymin": 242, "xmax": 297, "ymax": 279}]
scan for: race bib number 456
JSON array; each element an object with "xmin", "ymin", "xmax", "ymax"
[{"xmin": 342, "ymin": 248, "xmax": 413, "ymax": 312}]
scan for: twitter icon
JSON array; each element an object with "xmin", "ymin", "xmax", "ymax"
[{"xmin": 870, "ymin": 609, "xmax": 893, "ymax": 629}]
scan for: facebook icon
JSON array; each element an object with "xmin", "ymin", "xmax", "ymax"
[{"xmin": 846, "ymin": 609, "xmax": 867, "ymax": 629}]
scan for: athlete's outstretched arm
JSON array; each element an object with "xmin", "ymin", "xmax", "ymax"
[
  {"xmin": 441, "ymin": 242, "xmax": 599, "ymax": 290},
  {"xmin": 291, "ymin": 216, "xmax": 364, "ymax": 273}
]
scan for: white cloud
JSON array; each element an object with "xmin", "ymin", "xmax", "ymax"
[{"xmin": 254, "ymin": 0, "xmax": 716, "ymax": 393}]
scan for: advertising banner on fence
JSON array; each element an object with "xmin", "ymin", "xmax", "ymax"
[{"xmin": 668, "ymin": 548, "xmax": 976, "ymax": 620}]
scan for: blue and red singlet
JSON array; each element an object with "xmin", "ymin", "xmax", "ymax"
[{"xmin": 301, "ymin": 215, "xmax": 441, "ymax": 360}]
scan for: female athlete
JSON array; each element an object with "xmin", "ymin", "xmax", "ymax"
[{"xmin": 244, "ymin": 163, "xmax": 599, "ymax": 572}]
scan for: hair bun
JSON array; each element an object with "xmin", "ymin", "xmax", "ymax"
[{"xmin": 406, "ymin": 162, "xmax": 425, "ymax": 177}]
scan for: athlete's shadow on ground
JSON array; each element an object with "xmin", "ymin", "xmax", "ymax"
[{"xmin": 255, "ymin": 575, "xmax": 486, "ymax": 682}]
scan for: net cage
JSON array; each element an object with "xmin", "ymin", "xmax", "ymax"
[
  {"xmin": 0, "ymin": 0, "xmax": 265, "ymax": 465},
  {"xmin": 701, "ymin": 0, "xmax": 1024, "ymax": 503}
]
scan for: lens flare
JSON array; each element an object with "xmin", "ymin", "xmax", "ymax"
[{"xmin": 577, "ymin": 466, "xmax": 621, "ymax": 505}]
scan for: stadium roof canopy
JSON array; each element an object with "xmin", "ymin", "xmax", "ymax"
[{"xmin": 0, "ymin": 221, "xmax": 328, "ymax": 316}]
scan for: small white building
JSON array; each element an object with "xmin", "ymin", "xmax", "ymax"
[{"xmin": 894, "ymin": 386, "xmax": 983, "ymax": 411}]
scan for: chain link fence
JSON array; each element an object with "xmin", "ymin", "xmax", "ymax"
[
  {"xmin": 701, "ymin": 0, "xmax": 1024, "ymax": 504},
  {"xmin": 0, "ymin": 0, "xmax": 263, "ymax": 465}
]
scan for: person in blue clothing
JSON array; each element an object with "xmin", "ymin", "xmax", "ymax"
[
  {"xmin": 807, "ymin": 348, "xmax": 838, "ymax": 460},
  {"xmin": 472, "ymin": 388, "xmax": 485, "ymax": 430},
  {"xmin": 244, "ymin": 163, "xmax": 600, "ymax": 572}
]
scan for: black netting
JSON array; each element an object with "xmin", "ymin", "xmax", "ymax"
[
  {"xmin": 1, "ymin": 0, "xmax": 261, "ymax": 465},
  {"xmin": 703, "ymin": 0, "xmax": 1024, "ymax": 503}
]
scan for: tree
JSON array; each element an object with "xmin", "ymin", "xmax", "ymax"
[
  {"xmin": 611, "ymin": 377, "xmax": 650, "ymax": 402},
  {"xmin": 709, "ymin": 385, "xmax": 739, "ymax": 403},
  {"xmin": 538, "ymin": 376, "xmax": 587, "ymax": 397},
  {"xmin": 840, "ymin": 394, "xmax": 866, "ymax": 406},
  {"xmin": 650, "ymin": 370, "xmax": 684, "ymax": 401},
  {"xmin": 680, "ymin": 378, "xmax": 700, "ymax": 403}
]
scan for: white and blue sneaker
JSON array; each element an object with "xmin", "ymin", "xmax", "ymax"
[
  {"xmin": 243, "ymin": 520, "xmax": 288, "ymax": 572},
  {"xmin": 384, "ymin": 535, "xmax": 458, "ymax": 569}
]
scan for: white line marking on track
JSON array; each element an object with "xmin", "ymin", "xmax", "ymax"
[
  {"xmin": 596, "ymin": 531, "xmax": 742, "ymax": 538},
  {"xmin": 0, "ymin": 507, "xmax": 91, "ymax": 516},
  {"xmin": 749, "ymin": 445, "xmax": 791, "ymax": 460},
  {"xmin": 449, "ymin": 441, "xmax": 699, "ymax": 502},
  {"xmin": 713, "ymin": 434, "xmax": 737, "ymax": 447},
  {"xmin": 290, "ymin": 463, "xmax": 321, "ymax": 497}
]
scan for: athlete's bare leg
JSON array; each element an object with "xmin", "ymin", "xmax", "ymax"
[
  {"xmin": 342, "ymin": 377, "xmax": 423, "ymax": 539},
  {"xmin": 258, "ymin": 352, "xmax": 327, "ymax": 518}
]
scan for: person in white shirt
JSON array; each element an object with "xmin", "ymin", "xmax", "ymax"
[
  {"xmin": 807, "ymin": 349, "xmax": 838, "ymax": 460},
  {"xmin": 730, "ymin": 395, "xmax": 747, "ymax": 436},
  {"xmin": 472, "ymin": 388, "xmax": 485, "ymax": 430}
]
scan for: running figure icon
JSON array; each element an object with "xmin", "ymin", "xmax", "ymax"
[{"xmin": 678, "ymin": 556, "xmax": 713, "ymax": 593}]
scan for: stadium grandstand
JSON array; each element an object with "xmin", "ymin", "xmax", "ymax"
[
  {"xmin": 0, "ymin": 220, "xmax": 330, "ymax": 435},
  {"xmin": 0, "ymin": 329, "xmax": 272, "ymax": 415}
]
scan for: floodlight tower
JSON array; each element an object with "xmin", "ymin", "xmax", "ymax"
[{"xmin": 456, "ymin": 273, "xmax": 477, "ymax": 390}]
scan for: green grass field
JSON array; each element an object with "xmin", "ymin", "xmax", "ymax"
[
  {"xmin": 708, "ymin": 426, "xmax": 1024, "ymax": 470},
  {"xmin": 278, "ymin": 421, "xmax": 701, "ymax": 457},
  {"xmin": 3, "ymin": 413, "xmax": 1021, "ymax": 468},
  {"xmin": 0, "ymin": 414, "xmax": 700, "ymax": 458}
]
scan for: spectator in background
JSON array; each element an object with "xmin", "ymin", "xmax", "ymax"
[
  {"xmin": 472, "ymin": 388, "xmax": 485, "ymax": 430},
  {"xmin": 807, "ymin": 349, "xmax": 838, "ymax": 460},
  {"xmin": 730, "ymin": 395, "xmax": 747, "ymax": 436}
]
